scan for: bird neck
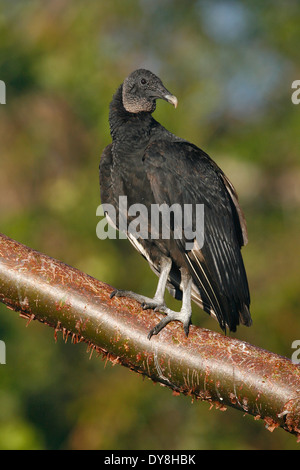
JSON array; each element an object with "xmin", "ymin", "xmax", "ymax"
[{"xmin": 109, "ymin": 85, "xmax": 154, "ymax": 146}]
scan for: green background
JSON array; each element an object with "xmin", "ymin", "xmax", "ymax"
[{"xmin": 0, "ymin": 0, "xmax": 300, "ymax": 450}]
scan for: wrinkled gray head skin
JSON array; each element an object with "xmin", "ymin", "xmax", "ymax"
[{"xmin": 122, "ymin": 69, "xmax": 178, "ymax": 114}]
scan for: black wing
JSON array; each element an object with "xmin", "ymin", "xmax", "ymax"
[
  {"xmin": 99, "ymin": 144, "xmax": 115, "ymax": 206},
  {"xmin": 144, "ymin": 140, "xmax": 251, "ymax": 332},
  {"xmin": 99, "ymin": 143, "xmax": 128, "ymax": 232}
]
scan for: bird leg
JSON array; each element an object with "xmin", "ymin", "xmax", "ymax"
[
  {"xmin": 148, "ymin": 268, "xmax": 193, "ymax": 340},
  {"xmin": 110, "ymin": 257, "xmax": 172, "ymax": 311}
]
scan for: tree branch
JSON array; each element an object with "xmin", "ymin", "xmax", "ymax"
[{"xmin": 0, "ymin": 232, "xmax": 299, "ymax": 439}]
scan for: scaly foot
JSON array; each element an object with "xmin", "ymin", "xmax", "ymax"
[
  {"xmin": 110, "ymin": 289, "xmax": 165, "ymax": 311},
  {"xmin": 147, "ymin": 306, "xmax": 192, "ymax": 339}
]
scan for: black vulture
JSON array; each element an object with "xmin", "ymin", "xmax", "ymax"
[{"xmin": 99, "ymin": 69, "xmax": 252, "ymax": 339}]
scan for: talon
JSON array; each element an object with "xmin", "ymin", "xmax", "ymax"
[
  {"xmin": 183, "ymin": 319, "xmax": 192, "ymax": 337},
  {"xmin": 110, "ymin": 290, "xmax": 117, "ymax": 299},
  {"xmin": 147, "ymin": 323, "xmax": 162, "ymax": 339},
  {"xmin": 148, "ymin": 315, "xmax": 173, "ymax": 340},
  {"xmin": 183, "ymin": 324, "xmax": 190, "ymax": 337},
  {"xmin": 147, "ymin": 329, "xmax": 154, "ymax": 340},
  {"xmin": 110, "ymin": 289, "xmax": 128, "ymax": 299}
]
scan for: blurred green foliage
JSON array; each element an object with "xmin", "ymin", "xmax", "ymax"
[{"xmin": 0, "ymin": 0, "xmax": 300, "ymax": 450}]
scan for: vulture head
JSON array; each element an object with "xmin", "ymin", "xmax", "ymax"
[{"xmin": 122, "ymin": 69, "xmax": 178, "ymax": 114}]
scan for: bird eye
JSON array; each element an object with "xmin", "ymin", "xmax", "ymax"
[{"xmin": 141, "ymin": 78, "xmax": 147, "ymax": 85}]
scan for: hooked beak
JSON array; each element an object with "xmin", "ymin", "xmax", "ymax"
[
  {"xmin": 164, "ymin": 94, "xmax": 178, "ymax": 108},
  {"xmin": 153, "ymin": 83, "xmax": 178, "ymax": 109}
]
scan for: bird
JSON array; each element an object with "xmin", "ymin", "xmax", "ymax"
[{"xmin": 99, "ymin": 69, "xmax": 252, "ymax": 339}]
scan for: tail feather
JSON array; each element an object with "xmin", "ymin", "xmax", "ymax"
[{"xmin": 148, "ymin": 253, "xmax": 251, "ymax": 333}]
